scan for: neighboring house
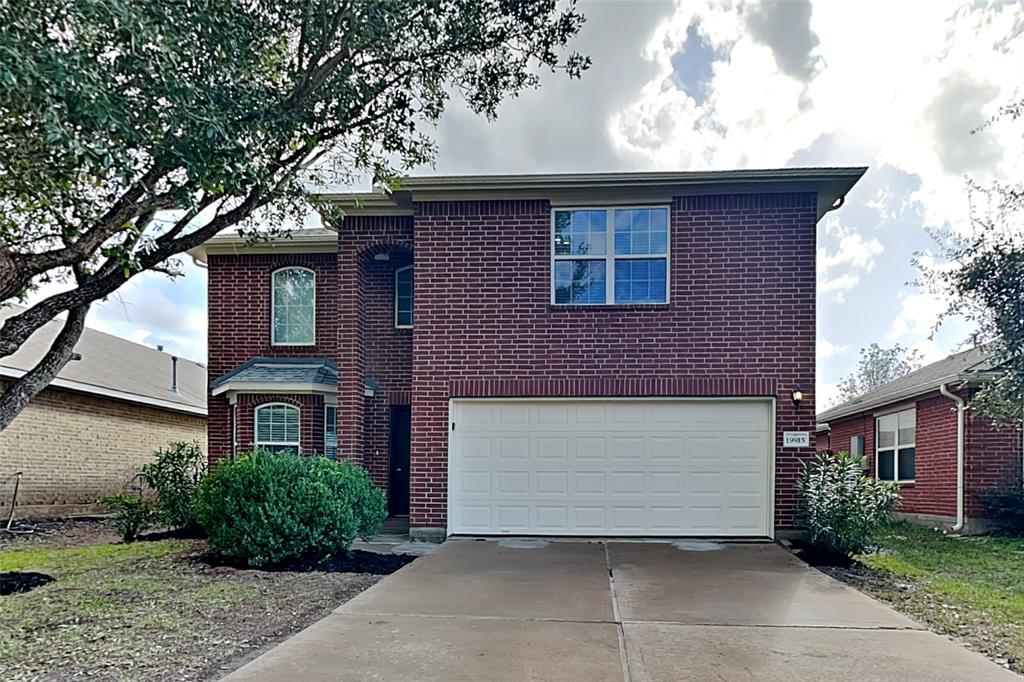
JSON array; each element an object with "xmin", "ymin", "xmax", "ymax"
[
  {"xmin": 816, "ymin": 345, "xmax": 1022, "ymax": 532},
  {"xmin": 0, "ymin": 305, "xmax": 207, "ymax": 518},
  {"xmin": 193, "ymin": 168, "xmax": 866, "ymax": 541}
]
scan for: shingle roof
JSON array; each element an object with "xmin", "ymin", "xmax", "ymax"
[
  {"xmin": 210, "ymin": 357, "xmax": 337, "ymax": 393},
  {"xmin": 0, "ymin": 304, "xmax": 206, "ymax": 415},
  {"xmin": 817, "ymin": 344, "xmax": 997, "ymax": 424}
]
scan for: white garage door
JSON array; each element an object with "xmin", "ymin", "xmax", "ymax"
[{"xmin": 448, "ymin": 399, "xmax": 773, "ymax": 537}]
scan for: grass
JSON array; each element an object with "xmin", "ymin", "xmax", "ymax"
[
  {"xmin": 0, "ymin": 530, "xmax": 385, "ymax": 681},
  {"xmin": 846, "ymin": 522, "xmax": 1024, "ymax": 670},
  {"xmin": 0, "ymin": 538, "xmax": 257, "ymax": 677}
]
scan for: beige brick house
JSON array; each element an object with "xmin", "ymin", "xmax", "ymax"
[{"xmin": 0, "ymin": 305, "xmax": 206, "ymax": 518}]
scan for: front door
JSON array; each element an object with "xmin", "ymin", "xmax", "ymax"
[{"xmin": 388, "ymin": 405, "xmax": 411, "ymax": 516}]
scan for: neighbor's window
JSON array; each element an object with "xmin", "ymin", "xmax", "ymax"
[
  {"xmin": 395, "ymin": 265, "xmax": 413, "ymax": 328},
  {"xmin": 254, "ymin": 403, "xmax": 300, "ymax": 454},
  {"xmin": 324, "ymin": 405, "xmax": 338, "ymax": 460},
  {"xmin": 876, "ymin": 408, "xmax": 915, "ymax": 483},
  {"xmin": 552, "ymin": 207, "xmax": 669, "ymax": 305},
  {"xmin": 272, "ymin": 267, "xmax": 315, "ymax": 345}
]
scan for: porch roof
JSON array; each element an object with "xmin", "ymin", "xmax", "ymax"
[{"xmin": 210, "ymin": 357, "xmax": 337, "ymax": 397}]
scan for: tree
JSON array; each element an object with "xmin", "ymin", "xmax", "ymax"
[
  {"xmin": 0, "ymin": 0, "xmax": 589, "ymax": 429},
  {"xmin": 836, "ymin": 343, "xmax": 923, "ymax": 403},
  {"xmin": 919, "ymin": 98, "xmax": 1024, "ymax": 427}
]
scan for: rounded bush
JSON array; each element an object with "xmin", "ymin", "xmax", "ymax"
[{"xmin": 195, "ymin": 451, "xmax": 387, "ymax": 567}]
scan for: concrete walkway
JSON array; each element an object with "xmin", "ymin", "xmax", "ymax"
[{"xmin": 222, "ymin": 539, "xmax": 1018, "ymax": 681}]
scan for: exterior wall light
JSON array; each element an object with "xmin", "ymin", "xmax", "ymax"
[{"xmin": 791, "ymin": 389, "xmax": 804, "ymax": 407}]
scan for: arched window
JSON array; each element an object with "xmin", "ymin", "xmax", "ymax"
[
  {"xmin": 395, "ymin": 265, "xmax": 413, "ymax": 328},
  {"xmin": 272, "ymin": 267, "xmax": 315, "ymax": 345},
  {"xmin": 254, "ymin": 403, "xmax": 300, "ymax": 454}
]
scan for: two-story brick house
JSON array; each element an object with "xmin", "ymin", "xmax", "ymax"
[{"xmin": 193, "ymin": 168, "xmax": 866, "ymax": 540}]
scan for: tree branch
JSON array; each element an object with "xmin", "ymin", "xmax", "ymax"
[{"xmin": 0, "ymin": 303, "xmax": 89, "ymax": 431}]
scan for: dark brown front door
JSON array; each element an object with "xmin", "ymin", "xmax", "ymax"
[{"xmin": 388, "ymin": 406, "xmax": 411, "ymax": 516}]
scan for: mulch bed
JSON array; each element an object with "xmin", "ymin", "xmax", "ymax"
[{"xmin": 0, "ymin": 571, "xmax": 55, "ymax": 595}]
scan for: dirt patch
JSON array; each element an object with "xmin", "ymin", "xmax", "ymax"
[
  {"xmin": 0, "ymin": 571, "xmax": 55, "ymax": 595},
  {"xmin": 0, "ymin": 518, "xmax": 120, "ymax": 549}
]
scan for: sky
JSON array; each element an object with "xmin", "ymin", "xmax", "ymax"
[{"xmin": 64, "ymin": 0, "xmax": 1024, "ymax": 411}]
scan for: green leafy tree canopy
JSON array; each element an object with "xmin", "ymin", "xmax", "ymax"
[{"xmin": 0, "ymin": 0, "xmax": 589, "ymax": 429}]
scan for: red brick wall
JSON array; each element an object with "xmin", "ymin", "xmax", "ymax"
[
  {"xmin": 207, "ymin": 252, "xmax": 338, "ymax": 463},
  {"xmin": 965, "ymin": 409, "xmax": 1023, "ymax": 517},
  {"xmin": 408, "ymin": 194, "xmax": 818, "ymax": 531},
  {"xmin": 818, "ymin": 394, "xmax": 959, "ymax": 518},
  {"xmin": 335, "ymin": 216, "xmax": 415, "ymax": 492}
]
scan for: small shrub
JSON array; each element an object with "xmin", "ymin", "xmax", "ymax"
[
  {"xmin": 99, "ymin": 493, "xmax": 158, "ymax": 543},
  {"xmin": 798, "ymin": 450, "xmax": 900, "ymax": 557},
  {"xmin": 141, "ymin": 441, "xmax": 207, "ymax": 531},
  {"xmin": 979, "ymin": 485, "xmax": 1024, "ymax": 536},
  {"xmin": 194, "ymin": 451, "xmax": 387, "ymax": 567}
]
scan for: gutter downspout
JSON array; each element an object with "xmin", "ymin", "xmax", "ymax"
[{"xmin": 939, "ymin": 383, "xmax": 965, "ymax": 531}]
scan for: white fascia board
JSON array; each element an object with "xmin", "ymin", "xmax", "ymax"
[
  {"xmin": 210, "ymin": 381, "xmax": 338, "ymax": 398},
  {"xmin": 0, "ymin": 366, "xmax": 207, "ymax": 417}
]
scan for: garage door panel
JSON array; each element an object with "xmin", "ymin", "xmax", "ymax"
[{"xmin": 450, "ymin": 399, "xmax": 772, "ymax": 537}]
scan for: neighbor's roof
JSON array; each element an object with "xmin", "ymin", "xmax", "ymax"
[
  {"xmin": 210, "ymin": 357, "xmax": 337, "ymax": 397},
  {"xmin": 191, "ymin": 167, "xmax": 867, "ymax": 260},
  {"xmin": 0, "ymin": 304, "xmax": 206, "ymax": 416},
  {"xmin": 816, "ymin": 344, "xmax": 998, "ymax": 425}
]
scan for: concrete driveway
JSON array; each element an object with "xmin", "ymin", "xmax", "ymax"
[{"xmin": 222, "ymin": 539, "xmax": 1018, "ymax": 681}]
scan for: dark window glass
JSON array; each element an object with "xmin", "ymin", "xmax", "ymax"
[
  {"xmin": 897, "ymin": 447, "xmax": 916, "ymax": 481},
  {"xmin": 877, "ymin": 451, "xmax": 895, "ymax": 481}
]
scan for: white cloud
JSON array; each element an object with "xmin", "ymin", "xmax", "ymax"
[
  {"xmin": 888, "ymin": 291, "xmax": 947, "ymax": 345},
  {"xmin": 818, "ymin": 338, "xmax": 848, "ymax": 360}
]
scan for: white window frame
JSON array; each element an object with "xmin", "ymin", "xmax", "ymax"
[
  {"xmin": 395, "ymin": 264, "xmax": 413, "ymax": 329},
  {"xmin": 254, "ymin": 402, "xmax": 301, "ymax": 453},
  {"xmin": 550, "ymin": 205, "xmax": 671, "ymax": 306},
  {"xmin": 324, "ymin": 405, "xmax": 338, "ymax": 459},
  {"xmin": 875, "ymin": 408, "xmax": 915, "ymax": 483},
  {"xmin": 271, "ymin": 266, "xmax": 316, "ymax": 346}
]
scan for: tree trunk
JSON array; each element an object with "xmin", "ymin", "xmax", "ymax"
[{"xmin": 0, "ymin": 304, "xmax": 89, "ymax": 431}]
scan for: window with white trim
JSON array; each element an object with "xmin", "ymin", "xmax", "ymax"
[
  {"xmin": 254, "ymin": 403, "xmax": 300, "ymax": 454},
  {"xmin": 395, "ymin": 265, "xmax": 413, "ymax": 328},
  {"xmin": 876, "ymin": 408, "xmax": 915, "ymax": 482},
  {"xmin": 324, "ymin": 405, "xmax": 338, "ymax": 460},
  {"xmin": 552, "ymin": 207, "xmax": 669, "ymax": 305},
  {"xmin": 272, "ymin": 267, "xmax": 315, "ymax": 345}
]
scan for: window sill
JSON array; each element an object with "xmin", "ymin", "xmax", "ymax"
[{"xmin": 547, "ymin": 303, "xmax": 672, "ymax": 312}]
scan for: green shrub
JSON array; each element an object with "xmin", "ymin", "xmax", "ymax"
[
  {"xmin": 194, "ymin": 451, "xmax": 387, "ymax": 566},
  {"xmin": 798, "ymin": 450, "xmax": 900, "ymax": 556},
  {"xmin": 99, "ymin": 493, "xmax": 158, "ymax": 543},
  {"xmin": 979, "ymin": 485, "xmax": 1024, "ymax": 536},
  {"xmin": 141, "ymin": 441, "xmax": 207, "ymax": 531}
]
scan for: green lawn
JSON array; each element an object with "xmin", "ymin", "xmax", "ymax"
[
  {"xmin": 0, "ymin": 536, "xmax": 380, "ymax": 681},
  {"xmin": 847, "ymin": 522, "xmax": 1024, "ymax": 671}
]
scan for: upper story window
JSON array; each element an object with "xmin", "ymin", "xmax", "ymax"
[
  {"xmin": 272, "ymin": 267, "xmax": 315, "ymax": 345},
  {"xmin": 395, "ymin": 265, "xmax": 413, "ymax": 328},
  {"xmin": 876, "ymin": 408, "xmax": 915, "ymax": 483},
  {"xmin": 552, "ymin": 207, "xmax": 669, "ymax": 305},
  {"xmin": 255, "ymin": 403, "xmax": 300, "ymax": 454}
]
